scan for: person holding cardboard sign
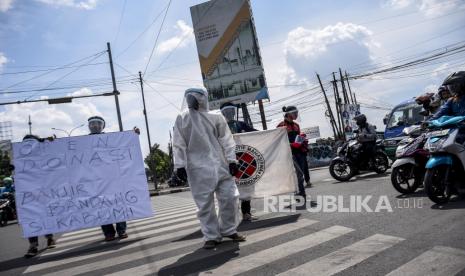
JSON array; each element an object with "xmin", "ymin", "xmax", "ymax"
[{"xmin": 87, "ymin": 116, "xmax": 140, "ymax": 241}]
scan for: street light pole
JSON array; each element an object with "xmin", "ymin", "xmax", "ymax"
[{"xmin": 51, "ymin": 124, "xmax": 85, "ymax": 137}]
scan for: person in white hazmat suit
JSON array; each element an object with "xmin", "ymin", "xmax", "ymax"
[{"xmin": 173, "ymin": 88, "xmax": 246, "ymax": 249}]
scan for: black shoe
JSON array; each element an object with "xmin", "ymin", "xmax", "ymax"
[
  {"xmin": 47, "ymin": 238, "xmax": 56, "ymax": 249},
  {"xmin": 24, "ymin": 247, "xmax": 38, "ymax": 258},
  {"xmin": 203, "ymin": 240, "xmax": 220, "ymax": 249},
  {"xmin": 118, "ymin": 232, "xmax": 128, "ymax": 239},
  {"xmin": 224, "ymin": 233, "xmax": 246, "ymax": 242}
]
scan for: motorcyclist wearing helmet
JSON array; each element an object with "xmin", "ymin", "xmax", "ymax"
[
  {"xmin": 0, "ymin": 177, "xmax": 14, "ymax": 195},
  {"xmin": 353, "ymin": 114, "xmax": 377, "ymax": 166},
  {"xmin": 432, "ymin": 71, "xmax": 465, "ymax": 119}
]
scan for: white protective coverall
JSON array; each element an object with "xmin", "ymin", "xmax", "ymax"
[{"xmin": 173, "ymin": 88, "xmax": 239, "ymax": 241}]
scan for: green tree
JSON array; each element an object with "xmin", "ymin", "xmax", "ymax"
[
  {"xmin": 144, "ymin": 144, "xmax": 171, "ymax": 187},
  {"xmin": 0, "ymin": 150, "xmax": 12, "ymax": 180}
]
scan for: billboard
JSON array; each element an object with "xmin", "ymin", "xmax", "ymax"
[
  {"xmin": 190, "ymin": 0, "xmax": 269, "ymax": 109},
  {"xmin": 342, "ymin": 104, "xmax": 361, "ymax": 139}
]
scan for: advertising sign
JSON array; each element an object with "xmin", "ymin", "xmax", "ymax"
[
  {"xmin": 12, "ymin": 131, "xmax": 153, "ymax": 237},
  {"xmin": 301, "ymin": 126, "xmax": 321, "ymax": 139},
  {"xmin": 190, "ymin": 0, "xmax": 269, "ymax": 109}
]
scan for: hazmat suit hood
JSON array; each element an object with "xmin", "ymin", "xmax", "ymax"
[{"xmin": 182, "ymin": 88, "xmax": 209, "ymax": 112}]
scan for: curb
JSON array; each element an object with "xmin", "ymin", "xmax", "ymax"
[{"xmin": 149, "ymin": 187, "xmax": 190, "ymax": 197}]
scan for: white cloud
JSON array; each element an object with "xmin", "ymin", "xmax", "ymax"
[
  {"xmin": 35, "ymin": 0, "xmax": 99, "ymax": 10},
  {"xmin": 384, "ymin": 0, "xmax": 465, "ymax": 17},
  {"xmin": 0, "ymin": 0, "xmax": 13, "ymax": 12},
  {"xmin": 157, "ymin": 20, "xmax": 194, "ymax": 54},
  {"xmin": 283, "ymin": 22, "xmax": 378, "ymax": 83},
  {"xmin": 0, "ymin": 52, "xmax": 8, "ymax": 71}
]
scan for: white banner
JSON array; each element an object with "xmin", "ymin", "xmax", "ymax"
[
  {"xmin": 233, "ymin": 128, "xmax": 297, "ymax": 199},
  {"xmin": 12, "ymin": 131, "xmax": 153, "ymax": 237}
]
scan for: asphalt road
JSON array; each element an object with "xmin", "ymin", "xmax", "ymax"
[{"xmin": 1, "ymin": 168, "xmax": 465, "ymax": 275}]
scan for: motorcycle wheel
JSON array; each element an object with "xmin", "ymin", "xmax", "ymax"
[
  {"xmin": 329, "ymin": 160, "xmax": 354, "ymax": 182},
  {"xmin": 373, "ymin": 152, "xmax": 389, "ymax": 174},
  {"xmin": 424, "ymin": 165, "xmax": 451, "ymax": 204},
  {"xmin": 391, "ymin": 164, "xmax": 420, "ymax": 194}
]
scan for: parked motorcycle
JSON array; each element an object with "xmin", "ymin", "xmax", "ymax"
[
  {"xmin": 0, "ymin": 192, "xmax": 16, "ymax": 227},
  {"xmin": 424, "ymin": 116, "xmax": 465, "ymax": 204},
  {"xmin": 329, "ymin": 138, "xmax": 389, "ymax": 182},
  {"xmin": 391, "ymin": 125, "xmax": 430, "ymax": 194}
]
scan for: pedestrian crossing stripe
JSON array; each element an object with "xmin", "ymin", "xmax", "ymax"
[
  {"xmin": 386, "ymin": 246, "xmax": 465, "ymax": 276},
  {"xmin": 17, "ymin": 195, "xmax": 465, "ymax": 276},
  {"xmin": 57, "ymin": 210, "xmax": 198, "ymax": 243},
  {"xmin": 56, "ymin": 203, "xmax": 197, "ymax": 238},
  {"xmin": 278, "ymin": 234, "xmax": 404, "ymax": 276},
  {"xmin": 197, "ymin": 225, "xmax": 354, "ymax": 276}
]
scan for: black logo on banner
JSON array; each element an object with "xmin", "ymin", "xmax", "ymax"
[{"xmin": 235, "ymin": 145, "xmax": 265, "ymax": 186}]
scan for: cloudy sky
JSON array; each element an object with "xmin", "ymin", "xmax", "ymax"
[{"xmin": 1, "ymin": 0, "xmax": 464, "ymax": 156}]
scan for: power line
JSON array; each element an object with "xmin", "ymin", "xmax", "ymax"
[
  {"xmin": 115, "ymin": 63, "xmax": 180, "ymax": 111},
  {"xmin": 113, "ymin": 0, "xmax": 127, "ymax": 46},
  {"xmin": 24, "ymin": 51, "xmax": 107, "ymax": 101},
  {"xmin": 0, "ymin": 50, "xmax": 107, "ymax": 92},
  {"xmin": 116, "ymin": 1, "xmax": 170, "ymax": 58},
  {"xmin": 143, "ymin": 0, "xmax": 172, "ymax": 76},
  {"xmin": 0, "ymin": 62, "xmax": 107, "ymax": 76}
]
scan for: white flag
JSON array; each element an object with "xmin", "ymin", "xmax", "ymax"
[{"xmin": 233, "ymin": 128, "xmax": 297, "ymax": 199}]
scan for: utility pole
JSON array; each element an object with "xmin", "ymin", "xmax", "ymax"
[
  {"xmin": 138, "ymin": 71, "xmax": 153, "ymax": 154},
  {"xmin": 339, "ymin": 68, "xmax": 350, "ymax": 104},
  {"xmin": 107, "ymin": 42, "xmax": 123, "ymax": 131},
  {"xmin": 258, "ymin": 100, "xmax": 267, "ymax": 130},
  {"xmin": 332, "ymin": 72, "xmax": 345, "ymax": 140},
  {"xmin": 28, "ymin": 115, "xmax": 32, "ymax": 135},
  {"xmin": 316, "ymin": 73, "xmax": 338, "ymax": 139},
  {"xmin": 332, "ymin": 81, "xmax": 343, "ymax": 138},
  {"xmin": 241, "ymin": 103, "xmax": 253, "ymax": 128},
  {"xmin": 345, "ymin": 71, "xmax": 357, "ymax": 105}
]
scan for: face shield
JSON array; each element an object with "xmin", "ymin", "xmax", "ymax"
[
  {"xmin": 446, "ymin": 84, "xmax": 464, "ymax": 97},
  {"xmin": 221, "ymin": 106, "xmax": 236, "ymax": 122},
  {"xmin": 88, "ymin": 119, "xmax": 105, "ymax": 134},
  {"xmin": 181, "ymin": 88, "xmax": 209, "ymax": 112},
  {"xmin": 284, "ymin": 109, "xmax": 300, "ymax": 122}
]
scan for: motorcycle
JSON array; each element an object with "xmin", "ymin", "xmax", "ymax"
[
  {"xmin": 390, "ymin": 125, "xmax": 430, "ymax": 194},
  {"xmin": 329, "ymin": 137, "xmax": 389, "ymax": 182},
  {"xmin": 424, "ymin": 116, "xmax": 465, "ymax": 204},
  {"xmin": 0, "ymin": 192, "xmax": 16, "ymax": 227}
]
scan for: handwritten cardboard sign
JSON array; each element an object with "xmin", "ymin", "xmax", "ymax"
[{"xmin": 12, "ymin": 131, "xmax": 153, "ymax": 237}]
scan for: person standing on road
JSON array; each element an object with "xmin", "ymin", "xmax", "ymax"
[
  {"xmin": 220, "ymin": 102, "xmax": 257, "ymax": 222},
  {"xmin": 87, "ymin": 116, "xmax": 140, "ymax": 242},
  {"xmin": 20, "ymin": 135, "xmax": 57, "ymax": 258},
  {"xmin": 173, "ymin": 88, "xmax": 246, "ymax": 250},
  {"xmin": 277, "ymin": 106, "xmax": 310, "ymax": 202}
]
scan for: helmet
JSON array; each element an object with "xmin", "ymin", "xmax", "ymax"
[
  {"xmin": 283, "ymin": 106, "xmax": 298, "ymax": 119},
  {"xmin": 220, "ymin": 102, "xmax": 237, "ymax": 122},
  {"xmin": 22, "ymin": 134, "xmax": 41, "ymax": 141},
  {"xmin": 88, "ymin": 116, "xmax": 105, "ymax": 134},
  {"xmin": 353, "ymin": 114, "xmax": 367, "ymax": 127},
  {"xmin": 2, "ymin": 177, "xmax": 13, "ymax": 186},
  {"xmin": 442, "ymin": 71, "xmax": 465, "ymax": 96}
]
